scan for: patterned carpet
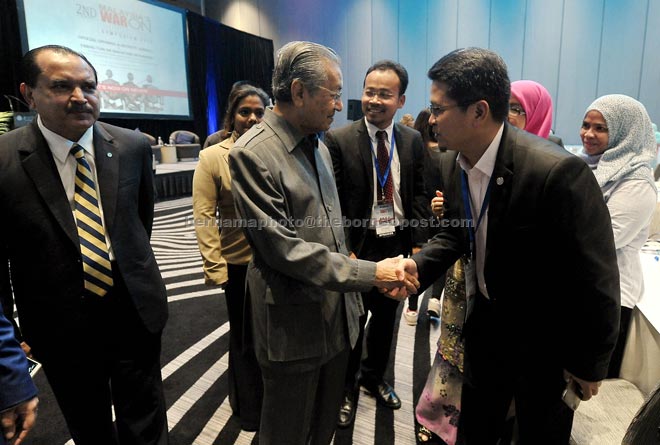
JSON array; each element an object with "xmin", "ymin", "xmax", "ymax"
[{"xmin": 17, "ymin": 196, "xmax": 440, "ymax": 445}]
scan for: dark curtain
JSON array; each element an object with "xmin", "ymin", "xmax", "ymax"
[
  {"xmin": 201, "ymin": 14, "xmax": 274, "ymax": 137},
  {"xmin": 0, "ymin": 0, "xmax": 26, "ymax": 112},
  {"xmin": 0, "ymin": 7, "xmax": 274, "ymax": 146}
]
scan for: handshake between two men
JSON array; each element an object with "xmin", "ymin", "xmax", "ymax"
[{"xmin": 373, "ymin": 257, "xmax": 420, "ymax": 300}]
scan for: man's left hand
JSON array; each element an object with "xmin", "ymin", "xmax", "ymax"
[{"xmin": 563, "ymin": 370, "xmax": 602, "ymax": 401}]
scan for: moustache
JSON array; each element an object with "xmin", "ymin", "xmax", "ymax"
[{"xmin": 68, "ymin": 106, "xmax": 95, "ymax": 114}]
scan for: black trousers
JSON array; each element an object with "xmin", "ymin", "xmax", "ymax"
[
  {"xmin": 259, "ymin": 348, "xmax": 350, "ymax": 445},
  {"xmin": 408, "ymin": 273, "xmax": 445, "ymax": 311},
  {"xmin": 607, "ymin": 305, "xmax": 632, "ymax": 378},
  {"xmin": 345, "ymin": 229, "xmax": 405, "ymax": 390},
  {"xmin": 459, "ymin": 293, "xmax": 574, "ymax": 444},
  {"xmin": 225, "ymin": 263, "xmax": 263, "ymax": 430},
  {"xmin": 40, "ymin": 266, "xmax": 168, "ymax": 445}
]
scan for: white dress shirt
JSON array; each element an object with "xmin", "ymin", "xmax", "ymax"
[
  {"xmin": 38, "ymin": 116, "xmax": 114, "ymax": 259},
  {"xmin": 365, "ymin": 118, "xmax": 404, "ymax": 227},
  {"xmin": 456, "ymin": 124, "xmax": 504, "ymax": 298}
]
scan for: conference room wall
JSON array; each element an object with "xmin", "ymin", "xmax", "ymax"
[{"xmin": 208, "ymin": 0, "xmax": 660, "ymax": 145}]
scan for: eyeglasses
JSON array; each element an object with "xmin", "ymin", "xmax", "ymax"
[
  {"xmin": 237, "ymin": 108, "xmax": 265, "ymax": 118},
  {"xmin": 316, "ymin": 85, "xmax": 343, "ymax": 102},
  {"xmin": 363, "ymin": 89, "xmax": 396, "ymax": 101},
  {"xmin": 427, "ymin": 103, "xmax": 460, "ymax": 117},
  {"xmin": 508, "ymin": 105, "xmax": 526, "ymax": 117}
]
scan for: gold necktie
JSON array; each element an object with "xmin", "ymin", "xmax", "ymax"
[{"xmin": 70, "ymin": 144, "xmax": 113, "ymax": 297}]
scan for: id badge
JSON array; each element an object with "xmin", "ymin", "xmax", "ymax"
[{"xmin": 374, "ymin": 200, "xmax": 396, "ymax": 237}]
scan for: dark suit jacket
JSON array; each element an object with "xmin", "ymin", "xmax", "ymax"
[
  {"xmin": 0, "ymin": 301, "xmax": 37, "ymax": 411},
  {"xmin": 412, "ymin": 123, "xmax": 620, "ymax": 382},
  {"xmin": 0, "ymin": 121, "xmax": 168, "ymax": 360},
  {"xmin": 325, "ymin": 120, "xmax": 430, "ymax": 256},
  {"xmin": 548, "ymin": 133, "xmax": 564, "ymax": 148}
]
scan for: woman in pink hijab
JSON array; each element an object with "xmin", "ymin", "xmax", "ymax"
[{"xmin": 509, "ymin": 80, "xmax": 561, "ymax": 145}]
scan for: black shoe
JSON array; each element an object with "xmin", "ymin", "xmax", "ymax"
[
  {"xmin": 241, "ymin": 422, "xmax": 259, "ymax": 432},
  {"xmin": 337, "ymin": 391, "xmax": 357, "ymax": 428},
  {"xmin": 359, "ymin": 378, "xmax": 401, "ymax": 409}
]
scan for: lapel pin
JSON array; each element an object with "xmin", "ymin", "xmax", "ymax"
[
  {"xmin": 496, "ymin": 177, "xmax": 504, "ymax": 185},
  {"xmin": 107, "ymin": 152, "xmax": 113, "ymax": 158}
]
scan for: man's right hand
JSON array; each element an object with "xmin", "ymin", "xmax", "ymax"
[
  {"xmin": 1, "ymin": 396, "xmax": 38, "ymax": 445},
  {"xmin": 374, "ymin": 257, "xmax": 419, "ymax": 299}
]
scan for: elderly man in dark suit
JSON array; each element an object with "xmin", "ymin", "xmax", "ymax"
[
  {"xmin": 0, "ymin": 302, "xmax": 38, "ymax": 445},
  {"xmin": 229, "ymin": 41, "xmax": 418, "ymax": 445},
  {"xmin": 0, "ymin": 45, "xmax": 169, "ymax": 445},
  {"xmin": 325, "ymin": 60, "xmax": 429, "ymax": 427},
  {"xmin": 398, "ymin": 48, "xmax": 620, "ymax": 443}
]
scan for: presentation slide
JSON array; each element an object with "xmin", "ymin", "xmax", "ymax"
[{"xmin": 18, "ymin": 0, "xmax": 191, "ymax": 119}]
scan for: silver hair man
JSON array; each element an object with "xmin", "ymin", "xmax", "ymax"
[{"xmin": 271, "ymin": 41, "xmax": 341, "ymax": 103}]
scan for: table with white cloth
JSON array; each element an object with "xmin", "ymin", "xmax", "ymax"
[{"xmin": 620, "ymin": 250, "xmax": 660, "ymax": 396}]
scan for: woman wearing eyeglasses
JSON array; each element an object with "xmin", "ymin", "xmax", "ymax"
[
  {"xmin": 508, "ymin": 80, "xmax": 563, "ymax": 147},
  {"xmin": 192, "ymin": 83, "xmax": 270, "ymax": 431}
]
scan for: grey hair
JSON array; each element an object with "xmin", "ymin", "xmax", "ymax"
[{"xmin": 271, "ymin": 41, "xmax": 341, "ymax": 103}]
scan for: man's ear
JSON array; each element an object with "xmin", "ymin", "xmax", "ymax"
[
  {"xmin": 20, "ymin": 83, "xmax": 36, "ymax": 110},
  {"xmin": 472, "ymin": 100, "xmax": 489, "ymax": 124},
  {"xmin": 397, "ymin": 94, "xmax": 406, "ymax": 109},
  {"xmin": 290, "ymin": 79, "xmax": 305, "ymax": 107}
]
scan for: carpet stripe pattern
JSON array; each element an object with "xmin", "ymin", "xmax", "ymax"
[{"xmin": 18, "ymin": 196, "xmax": 441, "ymax": 445}]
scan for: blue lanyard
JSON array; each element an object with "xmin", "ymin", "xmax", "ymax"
[
  {"xmin": 370, "ymin": 132, "xmax": 396, "ymax": 191},
  {"xmin": 461, "ymin": 170, "xmax": 492, "ymax": 257}
]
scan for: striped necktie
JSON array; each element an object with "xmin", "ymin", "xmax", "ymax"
[{"xmin": 70, "ymin": 144, "xmax": 113, "ymax": 297}]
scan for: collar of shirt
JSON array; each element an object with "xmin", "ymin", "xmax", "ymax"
[
  {"xmin": 37, "ymin": 115, "xmax": 95, "ymax": 162},
  {"xmin": 263, "ymin": 108, "xmax": 310, "ymax": 153},
  {"xmin": 456, "ymin": 123, "xmax": 504, "ymax": 179},
  {"xmin": 364, "ymin": 117, "xmax": 394, "ymax": 145}
]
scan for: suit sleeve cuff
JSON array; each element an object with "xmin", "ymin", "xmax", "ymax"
[{"xmin": 355, "ymin": 259, "xmax": 377, "ymax": 291}]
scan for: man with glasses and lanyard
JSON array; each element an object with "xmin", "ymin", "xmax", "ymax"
[
  {"xmin": 325, "ymin": 60, "xmax": 429, "ymax": 429},
  {"xmin": 397, "ymin": 48, "xmax": 619, "ymax": 443}
]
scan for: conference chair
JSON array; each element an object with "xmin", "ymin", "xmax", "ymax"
[
  {"xmin": 135, "ymin": 131, "xmax": 163, "ymax": 164},
  {"xmin": 135, "ymin": 130, "xmax": 162, "ymax": 163},
  {"xmin": 202, "ymin": 129, "xmax": 229, "ymax": 149},
  {"xmin": 169, "ymin": 130, "xmax": 201, "ymax": 161}
]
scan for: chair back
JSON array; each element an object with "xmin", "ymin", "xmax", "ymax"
[{"xmin": 169, "ymin": 130, "xmax": 200, "ymax": 145}]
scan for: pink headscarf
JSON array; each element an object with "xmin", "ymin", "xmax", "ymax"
[{"xmin": 510, "ymin": 80, "xmax": 553, "ymax": 139}]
